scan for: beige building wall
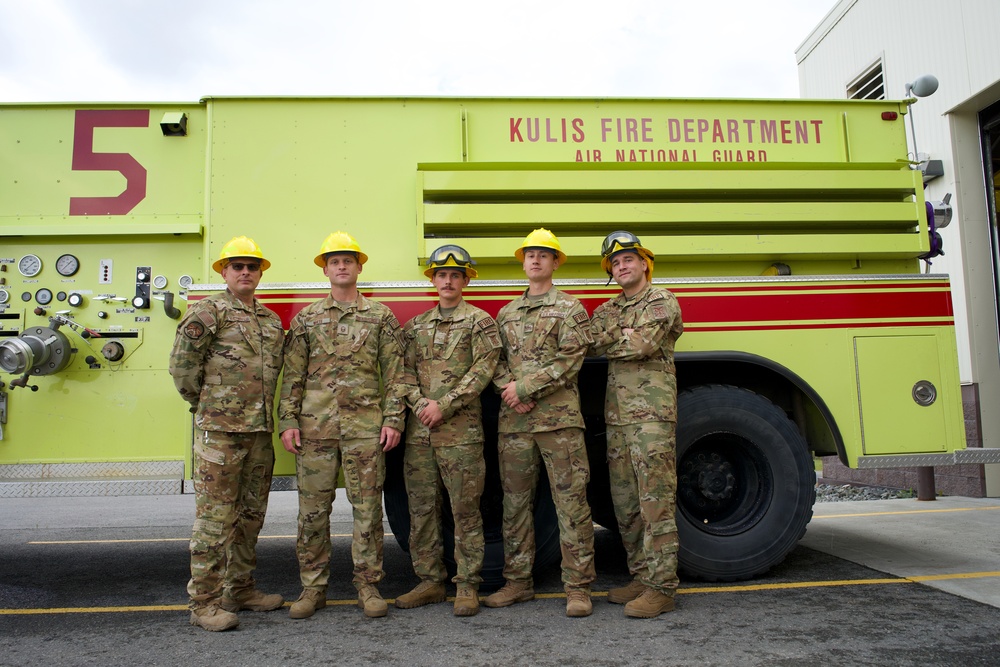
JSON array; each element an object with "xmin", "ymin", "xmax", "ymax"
[{"xmin": 796, "ymin": 0, "xmax": 1000, "ymax": 495}]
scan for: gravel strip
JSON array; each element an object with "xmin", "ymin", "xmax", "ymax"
[{"xmin": 815, "ymin": 483, "xmax": 915, "ymax": 502}]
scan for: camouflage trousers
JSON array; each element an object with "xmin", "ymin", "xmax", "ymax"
[
  {"xmin": 187, "ymin": 429, "xmax": 275, "ymax": 610},
  {"xmin": 607, "ymin": 421, "xmax": 679, "ymax": 593},
  {"xmin": 497, "ymin": 427, "xmax": 596, "ymax": 591},
  {"xmin": 404, "ymin": 440, "xmax": 485, "ymax": 587},
  {"xmin": 295, "ymin": 436, "xmax": 384, "ymax": 591}
]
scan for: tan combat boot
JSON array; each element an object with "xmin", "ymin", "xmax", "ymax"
[
  {"xmin": 220, "ymin": 588, "xmax": 284, "ymax": 612},
  {"xmin": 482, "ymin": 580, "xmax": 535, "ymax": 608},
  {"xmin": 606, "ymin": 579, "xmax": 646, "ymax": 605},
  {"xmin": 624, "ymin": 588, "xmax": 675, "ymax": 618},
  {"xmin": 289, "ymin": 588, "xmax": 327, "ymax": 619},
  {"xmin": 358, "ymin": 584, "xmax": 388, "ymax": 618},
  {"xmin": 566, "ymin": 588, "xmax": 593, "ymax": 617},
  {"xmin": 453, "ymin": 585, "xmax": 479, "ymax": 617},
  {"xmin": 189, "ymin": 602, "xmax": 239, "ymax": 632},
  {"xmin": 394, "ymin": 581, "xmax": 447, "ymax": 609}
]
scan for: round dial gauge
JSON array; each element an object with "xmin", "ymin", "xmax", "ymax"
[
  {"xmin": 67, "ymin": 293, "xmax": 84, "ymax": 308},
  {"xmin": 18, "ymin": 254, "xmax": 42, "ymax": 277},
  {"xmin": 178, "ymin": 274, "xmax": 193, "ymax": 289},
  {"xmin": 35, "ymin": 288, "xmax": 53, "ymax": 305},
  {"xmin": 55, "ymin": 254, "xmax": 80, "ymax": 277},
  {"xmin": 152, "ymin": 274, "xmax": 168, "ymax": 289},
  {"xmin": 0, "ymin": 290, "xmax": 9, "ymax": 305}
]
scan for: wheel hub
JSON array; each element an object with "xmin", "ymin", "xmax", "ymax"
[{"xmin": 697, "ymin": 458, "xmax": 736, "ymax": 501}]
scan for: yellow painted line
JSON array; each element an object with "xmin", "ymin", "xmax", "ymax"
[
  {"xmin": 4, "ymin": 571, "xmax": 999, "ymax": 616},
  {"xmin": 0, "ymin": 599, "xmax": 361, "ymax": 616},
  {"xmin": 29, "ymin": 538, "xmax": 189, "ymax": 544},
  {"xmin": 1, "ymin": 604, "xmax": 190, "ymax": 615},
  {"xmin": 908, "ymin": 571, "xmax": 1000, "ymax": 582},
  {"xmin": 28, "ymin": 533, "xmax": 369, "ymax": 545},
  {"xmin": 679, "ymin": 578, "xmax": 906, "ymax": 594},
  {"xmin": 813, "ymin": 506, "xmax": 1000, "ymax": 520}
]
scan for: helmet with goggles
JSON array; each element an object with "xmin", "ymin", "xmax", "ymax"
[
  {"xmin": 424, "ymin": 244, "xmax": 478, "ymax": 279},
  {"xmin": 600, "ymin": 230, "xmax": 654, "ymax": 280}
]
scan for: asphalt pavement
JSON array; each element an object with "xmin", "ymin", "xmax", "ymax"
[{"xmin": 1, "ymin": 491, "xmax": 999, "ymax": 666}]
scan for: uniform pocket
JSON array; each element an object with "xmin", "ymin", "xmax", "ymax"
[
  {"xmin": 442, "ymin": 323, "xmax": 472, "ymax": 360},
  {"xmin": 350, "ymin": 328, "xmax": 370, "ymax": 353}
]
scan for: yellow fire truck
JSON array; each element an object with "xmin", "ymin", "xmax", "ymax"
[{"xmin": 2, "ymin": 96, "xmax": 996, "ymax": 583}]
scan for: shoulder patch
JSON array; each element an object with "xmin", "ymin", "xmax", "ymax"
[
  {"xmin": 196, "ymin": 309, "xmax": 216, "ymax": 328},
  {"xmin": 183, "ymin": 321, "xmax": 206, "ymax": 340},
  {"xmin": 572, "ymin": 310, "xmax": 589, "ymax": 326},
  {"xmin": 385, "ymin": 313, "xmax": 406, "ymax": 349},
  {"xmin": 651, "ymin": 303, "xmax": 669, "ymax": 321},
  {"xmin": 474, "ymin": 316, "xmax": 502, "ymax": 350}
]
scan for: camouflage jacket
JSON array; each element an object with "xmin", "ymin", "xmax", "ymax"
[
  {"xmin": 402, "ymin": 300, "xmax": 502, "ymax": 446},
  {"xmin": 493, "ymin": 288, "xmax": 592, "ymax": 433},
  {"xmin": 168, "ymin": 289, "xmax": 284, "ymax": 433},
  {"xmin": 589, "ymin": 284, "xmax": 684, "ymax": 425},
  {"xmin": 278, "ymin": 293, "xmax": 406, "ymax": 439}
]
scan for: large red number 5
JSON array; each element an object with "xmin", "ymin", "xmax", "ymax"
[{"xmin": 69, "ymin": 109, "xmax": 149, "ymax": 216}]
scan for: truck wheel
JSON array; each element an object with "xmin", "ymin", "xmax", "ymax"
[
  {"xmin": 383, "ymin": 442, "xmax": 561, "ymax": 590},
  {"xmin": 676, "ymin": 384, "xmax": 815, "ymax": 581}
]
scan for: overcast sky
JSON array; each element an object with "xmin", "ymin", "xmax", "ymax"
[{"xmin": 0, "ymin": 0, "xmax": 838, "ymax": 103}]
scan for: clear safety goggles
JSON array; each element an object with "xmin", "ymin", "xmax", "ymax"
[
  {"xmin": 601, "ymin": 231, "xmax": 644, "ymax": 259},
  {"xmin": 426, "ymin": 245, "xmax": 476, "ymax": 269}
]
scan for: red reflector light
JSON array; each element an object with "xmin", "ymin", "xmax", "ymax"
[{"xmin": 882, "ymin": 111, "xmax": 899, "ymax": 120}]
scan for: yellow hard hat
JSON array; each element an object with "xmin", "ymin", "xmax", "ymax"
[
  {"xmin": 212, "ymin": 236, "xmax": 271, "ymax": 274},
  {"xmin": 424, "ymin": 244, "xmax": 478, "ymax": 279},
  {"xmin": 600, "ymin": 230, "xmax": 654, "ymax": 281},
  {"xmin": 314, "ymin": 231, "xmax": 368, "ymax": 268},
  {"xmin": 515, "ymin": 227, "xmax": 567, "ymax": 265}
]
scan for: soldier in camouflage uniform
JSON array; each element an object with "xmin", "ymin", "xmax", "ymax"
[
  {"xmin": 279, "ymin": 231, "xmax": 407, "ymax": 620},
  {"xmin": 589, "ymin": 230, "xmax": 684, "ymax": 619},
  {"xmin": 169, "ymin": 236, "xmax": 285, "ymax": 632},
  {"xmin": 484, "ymin": 228, "xmax": 597, "ymax": 618},
  {"xmin": 395, "ymin": 245, "xmax": 501, "ymax": 617}
]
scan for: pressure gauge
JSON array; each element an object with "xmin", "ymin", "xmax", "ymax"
[
  {"xmin": 0, "ymin": 290, "xmax": 9, "ymax": 305},
  {"xmin": 35, "ymin": 288, "xmax": 53, "ymax": 305},
  {"xmin": 178, "ymin": 274, "xmax": 193, "ymax": 289},
  {"xmin": 152, "ymin": 274, "xmax": 168, "ymax": 289},
  {"xmin": 18, "ymin": 254, "xmax": 42, "ymax": 277},
  {"xmin": 55, "ymin": 254, "xmax": 80, "ymax": 277}
]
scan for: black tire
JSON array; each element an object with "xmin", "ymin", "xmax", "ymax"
[
  {"xmin": 676, "ymin": 384, "xmax": 815, "ymax": 581},
  {"xmin": 383, "ymin": 391, "xmax": 562, "ymax": 590}
]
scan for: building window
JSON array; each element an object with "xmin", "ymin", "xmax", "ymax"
[{"xmin": 847, "ymin": 60, "xmax": 885, "ymax": 100}]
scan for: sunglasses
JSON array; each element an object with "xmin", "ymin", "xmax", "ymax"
[{"xmin": 228, "ymin": 262, "xmax": 261, "ymax": 272}]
